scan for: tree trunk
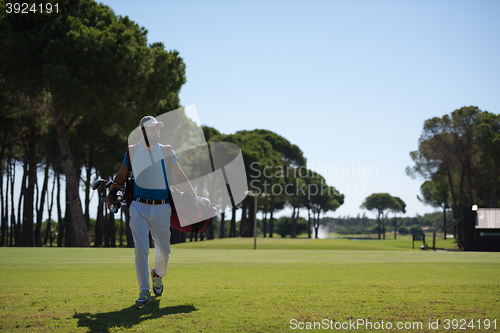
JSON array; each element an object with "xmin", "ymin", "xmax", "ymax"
[
  {"xmin": 208, "ymin": 216, "xmax": 214, "ymax": 240},
  {"xmin": 2, "ymin": 167, "xmax": 9, "ymax": 247},
  {"xmin": 95, "ymin": 182, "xmax": 104, "ymax": 247},
  {"xmin": 240, "ymin": 200, "xmax": 247, "ymax": 237},
  {"xmin": 393, "ymin": 215, "xmax": 397, "ymax": 239},
  {"xmin": 463, "ymin": 207, "xmax": 475, "ymax": 250},
  {"xmin": 0, "ymin": 134, "xmax": 8, "ymax": 246},
  {"xmin": 64, "ymin": 194, "xmax": 77, "ymax": 247},
  {"xmin": 291, "ymin": 200, "xmax": 297, "ymax": 238},
  {"xmin": 0, "ymin": 163, "xmax": 6, "ymax": 247},
  {"xmin": 35, "ymin": 173, "xmax": 39, "ymax": 231},
  {"xmin": 465, "ymin": 160, "xmax": 474, "ymax": 209},
  {"xmin": 9, "ymin": 157, "xmax": 16, "ymax": 246},
  {"xmin": 119, "ymin": 209, "xmax": 124, "ymax": 247},
  {"xmin": 220, "ymin": 211, "xmax": 225, "ymax": 238},
  {"xmin": 443, "ymin": 206, "xmax": 447, "ymax": 240},
  {"xmin": 458, "ymin": 166, "xmax": 465, "ymax": 217},
  {"xmin": 17, "ymin": 158, "xmax": 27, "ymax": 246},
  {"xmin": 84, "ymin": 159, "xmax": 92, "ymax": 231},
  {"xmin": 382, "ymin": 214, "xmax": 386, "ymax": 239},
  {"xmin": 262, "ymin": 205, "xmax": 267, "ymax": 238},
  {"xmin": 248, "ymin": 198, "xmax": 255, "ymax": 238},
  {"xmin": 103, "ymin": 193, "xmax": 109, "ymax": 247},
  {"xmin": 462, "ymin": 158, "xmax": 475, "ymax": 250},
  {"xmin": 377, "ymin": 211, "xmax": 381, "ymax": 239},
  {"xmin": 23, "ymin": 129, "xmax": 37, "ymax": 247},
  {"xmin": 269, "ymin": 197, "xmax": 275, "ymax": 238},
  {"xmin": 314, "ymin": 210, "xmax": 321, "ymax": 239},
  {"xmin": 457, "ymin": 166, "xmax": 466, "ymax": 245},
  {"xmin": 56, "ymin": 172, "xmax": 64, "ymax": 247},
  {"xmin": 230, "ymin": 206, "xmax": 236, "ymax": 237},
  {"xmin": 307, "ymin": 209, "xmax": 311, "ymax": 239},
  {"xmin": 44, "ymin": 172, "xmax": 56, "ymax": 246},
  {"xmin": 446, "ymin": 168, "xmax": 459, "ymax": 219},
  {"xmin": 55, "ymin": 110, "xmax": 90, "ymax": 247},
  {"xmin": 35, "ymin": 162, "xmax": 50, "ymax": 247},
  {"xmin": 109, "ymin": 212, "xmax": 116, "ymax": 247}
]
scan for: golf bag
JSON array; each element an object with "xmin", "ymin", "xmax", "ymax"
[
  {"xmin": 124, "ymin": 147, "xmax": 135, "ymax": 209},
  {"xmin": 126, "ymin": 144, "xmax": 215, "ymax": 233}
]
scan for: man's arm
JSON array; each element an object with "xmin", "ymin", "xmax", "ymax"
[
  {"xmin": 170, "ymin": 162, "xmax": 197, "ymax": 199},
  {"xmin": 107, "ymin": 163, "xmax": 129, "ymax": 210}
]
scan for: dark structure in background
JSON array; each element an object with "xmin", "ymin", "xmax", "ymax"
[
  {"xmin": 474, "ymin": 208, "xmax": 500, "ymax": 252},
  {"xmin": 449, "ymin": 208, "xmax": 500, "ymax": 252}
]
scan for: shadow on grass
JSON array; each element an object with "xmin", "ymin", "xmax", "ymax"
[{"xmin": 73, "ymin": 298, "xmax": 197, "ymax": 332}]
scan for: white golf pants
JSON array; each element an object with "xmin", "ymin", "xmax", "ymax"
[{"xmin": 129, "ymin": 201, "xmax": 171, "ymax": 292}]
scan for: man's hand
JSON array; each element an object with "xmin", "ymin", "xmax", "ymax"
[
  {"xmin": 195, "ymin": 196, "xmax": 211, "ymax": 207},
  {"xmin": 106, "ymin": 194, "xmax": 114, "ymax": 211},
  {"xmin": 106, "ymin": 163, "xmax": 129, "ymax": 211},
  {"xmin": 171, "ymin": 161, "xmax": 198, "ymax": 199}
]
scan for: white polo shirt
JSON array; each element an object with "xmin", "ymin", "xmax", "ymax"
[{"xmin": 123, "ymin": 141, "xmax": 178, "ymax": 200}]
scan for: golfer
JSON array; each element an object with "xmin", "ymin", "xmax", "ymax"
[{"xmin": 107, "ymin": 115, "xmax": 209, "ymax": 305}]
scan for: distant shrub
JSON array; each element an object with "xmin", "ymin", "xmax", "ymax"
[
  {"xmin": 398, "ymin": 227, "xmax": 409, "ymax": 235},
  {"xmin": 336, "ymin": 226, "xmax": 349, "ymax": 234},
  {"xmin": 276, "ymin": 217, "xmax": 308, "ymax": 238},
  {"xmin": 409, "ymin": 225, "xmax": 423, "ymax": 235},
  {"xmin": 372, "ymin": 225, "xmax": 386, "ymax": 234}
]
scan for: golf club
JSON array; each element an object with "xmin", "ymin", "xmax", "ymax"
[{"xmin": 92, "ymin": 178, "xmax": 126, "ymax": 213}]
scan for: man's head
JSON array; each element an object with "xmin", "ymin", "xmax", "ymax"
[
  {"xmin": 139, "ymin": 116, "xmax": 164, "ymax": 128},
  {"xmin": 139, "ymin": 116, "xmax": 164, "ymax": 147}
]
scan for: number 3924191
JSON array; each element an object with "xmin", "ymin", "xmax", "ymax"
[{"xmin": 5, "ymin": 3, "xmax": 59, "ymax": 14}]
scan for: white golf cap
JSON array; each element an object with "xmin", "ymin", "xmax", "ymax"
[{"xmin": 139, "ymin": 116, "xmax": 164, "ymax": 128}]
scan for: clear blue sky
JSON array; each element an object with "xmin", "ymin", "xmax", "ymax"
[{"xmin": 96, "ymin": 0, "xmax": 500, "ymax": 218}]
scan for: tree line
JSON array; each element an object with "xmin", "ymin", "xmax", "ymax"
[
  {"xmin": 205, "ymin": 129, "xmax": 344, "ymax": 241},
  {"xmin": 319, "ymin": 211, "xmax": 453, "ymax": 237},
  {"xmin": 0, "ymin": 0, "xmax": 345, "ymax": 247}
]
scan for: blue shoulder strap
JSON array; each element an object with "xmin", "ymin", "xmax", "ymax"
[{"xmin": 160, "ymin": 145, "xmax": 174, "ymax": 192}]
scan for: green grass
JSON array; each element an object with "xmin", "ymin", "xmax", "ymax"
[{"xmin": 0, "ymin": 240, "xmax": 499, "ymax": 332}]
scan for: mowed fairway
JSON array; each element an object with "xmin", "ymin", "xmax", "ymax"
[{"xmin": 0, "ymin": 238, "xmax": 499, "ymax": 332}]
